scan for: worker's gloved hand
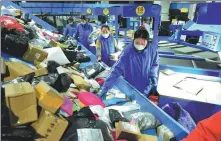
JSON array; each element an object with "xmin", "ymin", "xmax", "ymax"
[
  {"xmin": 97, "ymin": 56, "xmax": 101, "ymax": 62},
  {"xmin": 149, "ymin": 86, "xmax": 157, "ymax": 96},
  {"xmin": 144, "ymin": 77, "xmax": 158, "ymax": 96},
  {"xmin": 97, "ymin": 87, "xmax": 108, "ymax": 100},
  {"xmin": 149, "ymin": 77, "xmax": 158, "ymax": 96}
]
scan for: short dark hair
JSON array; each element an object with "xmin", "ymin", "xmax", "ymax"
[
  {"xmin": 81, "ymin": 15, "xmax": 87, "ymax": 20},
  {"xmin": 101, "ymin": 25, "xmax": 110, "ymax": 31},
  {"xmin": 134, "ymin": 27, "xmax": 149, "ymax": 40},
  {"xmin": 68, "ymin": 17, "xmax": 74, "ymax": 22}
]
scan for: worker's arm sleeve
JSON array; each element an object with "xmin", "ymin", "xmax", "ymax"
[
  {"xmin": 74, "ymin": 25, "xmax": 79, "ymax": 41},
  {"xmin": 150, "ymin": 51, "xmax": 159, "ymax": 86},
  {"xmin": 96, "ymin": 39, "xmax": 102, "ymax": 56},
  {"xmin": 144, "ymin": 51, "xmax": 159, "ymax": 95},
  {"xmin": 182, "ymin": 111, "xmax": 221, "ymax": 141},
  {"xmin": 63, "ymin": 27, "xmax": 68, "ymax": 37},
  {"xmin": 102, "ymin": 53, "xmax": 125, "ymax": 92},
  {"xmin": 114, "ymin": 38, "xmax": 122, "ymax": 52}
]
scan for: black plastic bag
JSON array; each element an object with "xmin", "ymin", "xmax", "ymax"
[
  {"xmin": 68, "ymin": 107, "xmax": 95, "ymax": 121},
  {"xmin": 1, "ymin": 101, "xmax": 11, "ymax": 126},
  {"xmin": 75, "ymin": 52, "xmax": 91, "ymax": 63},
  {"xmin": 1, "ymin": 126, "xmax": 36, "ymax": 141},
  {"xmin": 51, "ymin": 73, "xmax": 72, "ymax": 92},
  {"xmin": 81, "ymin": 62, "xmax": 105, "ymax": 79},
  {"xmin": 63, "ymin": 50, "xmax": 77, "ymax": 62},
  {"xmin": 32, "ymin": 73, "xmax": 59, "ymax": 86},
  {"xmin": 24, "ymin": 25, "xmax": 38, "ymax": 40},
  {"xmin": 47, "ymin": 61, "xmax": 60, "ymax": 73},
  {"xmin": 1, "ymin": 28, "xmax": 29, "ymax": 58},
  {"xmin": 61, "ymin": 118, "xmax": 95, "ymax": 141},
  {"xmin": 1, "ymin": 69, "xmax": 10, "ymax": 81},
  {"xmin": 32, "ymin": 73, "xmax": 72, "ymax": 92},
  {"xmin": 109, "ymin": 109, "xmax": 128, "ymax": 128},
  {"xmin": 62, "ymin": 118, "xmax": 113, "ymax": 141}
]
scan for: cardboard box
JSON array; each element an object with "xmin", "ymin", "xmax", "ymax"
[
  {"xmin": 23, "ymin": 45, "xmax": 48, "ymax": 62},
  {"xmin": 70, "ymin": 74, "xmax": 91, "ymax": 91},
  {"xmin": 34, "ymin": 60, "xmax": 47, "ymax": 69},
  {"xmin": 35, "ymin": 68, "xmax": 48, "ymax": 77},
  {"xmin": 139, "ymin": 134, "xmax": 158, "ymax": 141},
  {"xmin": 32, "ymin": 110, "xmax": 68, "ymax": 141},
  {"xmin": 5, "ymin": 61, "xmax": 34, "ymax": 81},
  {"xmin": 157, "ymin": 125, "xmax": 176, "ymax": 141},
  {"xmin": 5, "ymin": 82, "xmax": 38, "ymax": 126},
  {"xmin": 115, "ymin": 121, "xmax": 142, "ymax": 141},
  {"xmin": 35, "ymin": 81, "xmax": 64, "ymax": 113}
]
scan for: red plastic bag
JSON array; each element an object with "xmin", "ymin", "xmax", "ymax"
[
  {"xmin": 95, "ymin": 78, "xmax": 105, "ymax": 86},
  {"xmin": 0, "ymin": 16, "xmax": 24, "ymax": 32}
]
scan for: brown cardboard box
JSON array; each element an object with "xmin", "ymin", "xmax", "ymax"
[
  {"xmin": 23, "ymin": 45, "xmax": 48, "ymax": 62},
  {"xmin": 34, "ymin": 60, "xmax": 47, "ymax": 69},
  {"xmin": 115, "ymin": 121, "xmax": 142, "ymax": 141},
  {"xmin": 70, "ymin": 74, "xmax": 91, "ymax": 91},
  {"xmin": 5, "ymin": 82, "xmax": 38, "ymax": 126},
  {"xmin": 32, "ymin": 110, "xmax": 68, "ymax": 141},
  {"xmin": 35, "ymin": 81, "xmax": 64, "ymax": 113},
  {"xmin": 157, "ymin": 125, "xmax": 176, "ymax": 141},
  {"xmin": 4, "ymin": 61, "xmax": 34, "ymax": 81},
  {"xmin": 139, "ymin": 134, "xmax": 158, "ymax": 141},
  {"xmin": 35, "ymin": 68, "xmax": 48, "ymax": 77}
]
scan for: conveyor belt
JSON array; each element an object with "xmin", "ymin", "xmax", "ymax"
[
  {"xmin": 158, "ymin": 47, "xmax": 174, "ymax": 54},
  {"xmin": 158, "ymin": 43, "xmax": 178, "ymax": 47},
  {"xmin": 194, "ymin": 60, "xmax": 221, "ymax": 70},
  {"xmin": 192, "ymin": 52, "xmax": 220, "ymax": 60},
  {"xmin": 160, "ymin": 57, "xmax": 194, "ymax": 67},
  {"xmin": 173, "ymin": 47, "xmax": 203, "ymax": 54},
  {"xmin": 160, "ymin": 57, "xmax": 220, "ymax": 70},
  {"xmin": 157, "ymin": 41, "xmax": 221, "ymax": 71},
  {"xmin": 166, "ymin": 45, "xmax": 186, "ymax": 48}
]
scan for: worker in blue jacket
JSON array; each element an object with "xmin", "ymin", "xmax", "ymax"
[
  {"xmin": 75, "ymin": 15, "xmax": 93, "ymax": 49},
  {"xmin": 99, "ymin": 27, "xmax": 159, "ymax": 99},
  {"xmin": 63, "ymin": 17, "xmax": 77, "ymax": 37},
  {"xmin": 96, "ymin": 25, "xmax": 121, "ymax": 67}
]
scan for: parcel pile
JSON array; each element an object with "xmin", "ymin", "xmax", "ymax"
[{"xmin": 1, "ymin": 14, "xmax": 177, "ymax": 141}]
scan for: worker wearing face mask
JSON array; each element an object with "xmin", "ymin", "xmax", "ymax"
[
  {"xmin": 99, "ymin": 27, "xmax": 159, "ymax": 99},
  {"xmin": 63, "ymin": 17, "xmax": 77, "ymax": 37},
  {"xmin": 96, "ymin": 25, "xmax": 121, "ymax": 67},
  {"xmin": 75, "ymin": 15, "xmax": 93, "ymax": 49}
]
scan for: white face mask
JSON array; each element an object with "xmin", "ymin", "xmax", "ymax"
[
  {"xmin": 102, "ymin": 33, "xmax": 109, "ymax": 38},
  {"xmin": 134, "ymin": 42, "xmax": 146, "ymax": 51},
  {"xmin": 81, "ymin": 21, "xmax": 86, "ymax": 25}
]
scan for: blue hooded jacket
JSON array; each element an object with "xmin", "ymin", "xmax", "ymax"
[
  {"xmin": 102, "ymin": 42, "xmax": 159, "ymax": 96},
  {"xmin": 63, "ymin": 23, "xmax": 77, "ymax": 37},
  {"xmin": 75, "ymin": 23, "xmax": 93, "ymax": 48},
  {"xmin": 97, "ymin": 34, "xmax": 116, "ymax": 67}
]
